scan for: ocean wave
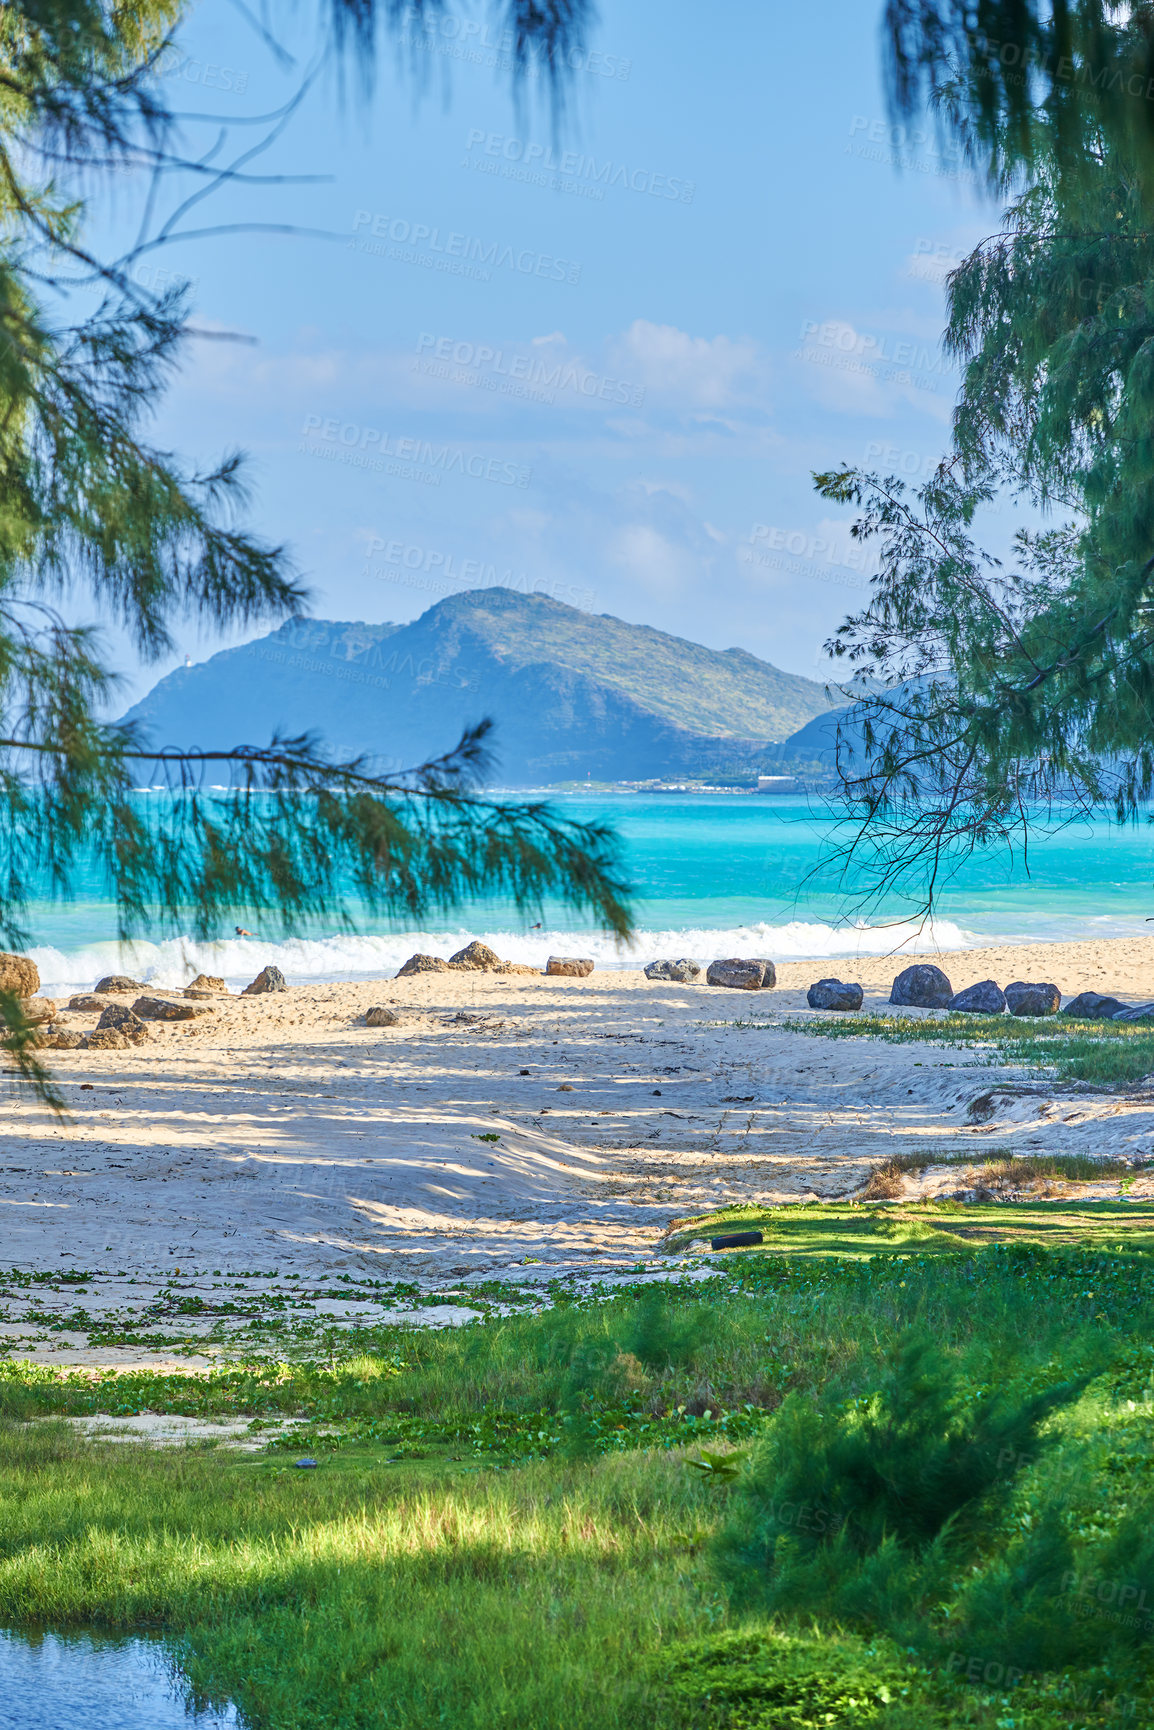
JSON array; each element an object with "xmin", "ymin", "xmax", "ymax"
[{"xmin": 28, "ymin": 917, "xmax": 976, "ymax": 997}]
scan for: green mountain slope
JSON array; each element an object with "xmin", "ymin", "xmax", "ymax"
[{"xmin": 121, "ymin": 589, "xmax": 836, "ymax": 783}]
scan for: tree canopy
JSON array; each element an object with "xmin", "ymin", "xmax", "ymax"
[
  {"xmin": 0, "ymin": 0, "xmax": 628, "ymax": 969},
  {"xmin": 817, "ymin": 3, "xmax": 1154, "ymax": 919}
]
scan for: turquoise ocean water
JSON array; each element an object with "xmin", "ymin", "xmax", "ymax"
[{"xmin": 20, "ymin": 794, "xmax": 1154, "ymax": 996}]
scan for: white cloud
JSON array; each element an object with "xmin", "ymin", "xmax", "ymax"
[{"xmin": 611, "ymin": 320, "xmax": 764, "ymax": 408}]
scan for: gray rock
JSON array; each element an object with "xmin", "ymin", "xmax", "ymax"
[
  {"xmin": 132, "ymin": 995, "xmax": 212, "ymax": 1022},
  {"xmin": 1112, "ymin": 1001, "xmax": 1154, "ymax": 1022},
  {"xmin": 889, "ymin": 964, "xmax": 953, "ymax": 1008},
  {"xmin": 949, "ymin": 980, "xmax": 1006, "ymax": 1015},
  {"xmin": 1063, "ymin": 991, "xmax": 1131, "ymax": 1019},
  {"xmin": 706, "ymin": 958, "xmax": 776, "ymax": 991},
  {"xmin": 396, "ymin": 953, "xmax": 451, "ymax": 977},
  {"xmin": 644, "ymin": 959, "xmax": 702, "ymax": 983},
  {"xmin": 44, "ymin": 1030, "xmax": 84, "ymax": 1050},
  {"xmin": 97, "ymin": 1004, "xmax": 151, "ymax": 1043},
  {"xmin": 19, "ymin": 997, "xmax": 57, "ymax": 1025},
  {"xmin": 241, "ymin": 965, "xmax": 288, "ymax": 995},
  {"xmin": 365, "ymin": 1006, "xmax": 400, "ymax": 1027},
  {"xmin": 1005, "ymin": 981, "xmax": 1060, "ymax": 1017},
  {"xmin": 94, "ymin": 974, "xmax": 143, "ymax": 994},
  {"xmin": 546, "ymin": 956, "xmax": 595, "ymax": 977},
  {"xmin": 806, "ymin": 978, "xmax": 863, "ymax": 1011},
  {"xmin": 69, "ymin": 994, "xmax": 113, "ymax": 1013}
]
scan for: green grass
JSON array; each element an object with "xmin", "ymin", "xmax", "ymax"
[
  {"xmin": 7, "ymin": 1240, "xmax": 1154, "ymax": 1725},
  {"xmin": 664, "ymin": 1197, "xmax": 1154, "ymax": 1257},
  {"xmin": 776, "ymin": 1011, "xmax": 1154, "ymax": 1087}
]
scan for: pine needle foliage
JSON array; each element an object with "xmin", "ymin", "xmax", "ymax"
[
  {"xmin": 815, "ymin": 16, "xmax": 1154, "ymax": 915},
  {"xmin": 714, "ymin": 1332, "xmax": 1090, "ymax": 1621},
  {"xmin": 0, "ymin": 0, "xmax": 630, "ymax": 1042}
]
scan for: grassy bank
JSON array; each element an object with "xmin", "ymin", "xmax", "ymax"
[
  {"xmin": 773, "ymin": 1010, "xmax": 1154, "ymax": 1088},
  {"xmin": 4, "ymin": 1231, "xmax": 1154, "ymax": 1725}
]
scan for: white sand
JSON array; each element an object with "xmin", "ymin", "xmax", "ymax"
[{"xmin": 2, "ymin": 936, "xmax": 1154, "ymax": 1363}]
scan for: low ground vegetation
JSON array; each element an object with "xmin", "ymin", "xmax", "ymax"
[
  {"xmin": 777, "ymin": 1011, "xmax": 1154, "ymax": 1088},
  {"xmin": 4, "ymin": 1219, "xmax": 1154, "ymax": 1725}
]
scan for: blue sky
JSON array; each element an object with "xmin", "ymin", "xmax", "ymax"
[{"xmin": 98, "ymin": 0, "xmax": 998, "ymax": 703}]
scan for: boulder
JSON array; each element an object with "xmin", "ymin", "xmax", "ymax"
[
  {"xmin": 187, "ymin": 974, "xmax": 228, "ymax": 994},
  {"xmin": 365, "ymin": 1006, "xmax": 400, "ymax": 1027},
  {"xmin": 1063, "ymin": 991, "xmax": 1131, "ymax": 1020},
  {"xmin": 889, "ymin": 964, "xmax": 953, "ymax": 1008},
  {"xmin": 18, "ymin": 997, "xmax": 57, "ymax": 1025},
  {"xmin": 96, "ymin": 1004, "xmax": 151, "ymax": 1044},
  {"xmin": 83, "ymin": 1028, "xmax": 130, "ymax": 1050},
  {"xmin": 949, "ymin": 980, "xmax": 1006, "ymax": 1015},
  {"xmin": 706, "ymin": 958, "xmax": 776, "ymax": 991},
  {"xmin": 1112, "ymin": 1001, "xmax": 1154, "ymax": 1022},
  {"xmin": 0, "ymin": 953, "xmax": 39, "ymax": 997},
  {"xmin": 644, "ymin": 959, "xmax": 702, "ymax": 983},
  {"xmin": 546, "ymin": 957, "xmax": 595, "ymax": 977},
  {"xmin": 94, "ymin": 975, "xmax": 143, "ymax": 994},
  {"xmin": 44, "ymin": 1030, "xmax": 84, "ymax": 1050},
  {"xmin": 241, "ymin": 965, "xmax": 288, "ymax": 995},
  {"xmin": 69, "ymin": 994, "xmax": 113, "ymax": 1013},
  {"xmin": 448, "ymin": 941, "xmax": 502, "ymax": 969},
  {"xmin": 132, "ymin": 995, "xmax": 212, "ymax": 1022},
  {"xmin": 1005, "ymin": 981, "xmax": 1061, "ymax": 1017},
  {"xmin": 396, "ymin": 954, "xmax": 451, "ymax": 977},
  {"xmin": 806, "ymin": 978, "xmax": 863, "ymax": 1011}
]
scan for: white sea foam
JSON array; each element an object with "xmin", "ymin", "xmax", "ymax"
[{"xmin": 28, "ymin": 917, "xmax": 977, "ymax": 997}]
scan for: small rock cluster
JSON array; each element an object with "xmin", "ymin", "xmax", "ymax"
[
  {"xmin": 0, "ymin": 951, "xmax": 259, "ymax": 1052},
  {"xmin": 888, "ymin": 965, "xmax": 1064, "ymax": 1017},
  {"xmin": 395, "ymin": 942, "xmax": 546, "ymax": 979}
]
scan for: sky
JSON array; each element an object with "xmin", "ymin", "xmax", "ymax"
[{"xmin": 87, "ymin": 0, "xmax": 1000, "ymax": 705}]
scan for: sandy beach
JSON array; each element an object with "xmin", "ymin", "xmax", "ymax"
[{"xmin": 0, "ymin": 933, "xmax": 1153, "ymax": 1364}]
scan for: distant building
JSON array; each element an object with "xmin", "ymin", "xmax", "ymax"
[{"xmin": 756, "ymin": 774, "xmax": 800, "ymax": 794}]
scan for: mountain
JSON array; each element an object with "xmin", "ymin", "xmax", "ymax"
[
  {"xmin": 774, "ymin": 705, "xmax": 853, "ymax": 767},
  {"xmin": 120, "ymin": 589, "xmax": 838, "ymax": 783}
]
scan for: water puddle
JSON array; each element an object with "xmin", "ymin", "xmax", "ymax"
[{"xmin": 0, "ymin": 1629, "xmax": 239, "ymax": 1729}]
